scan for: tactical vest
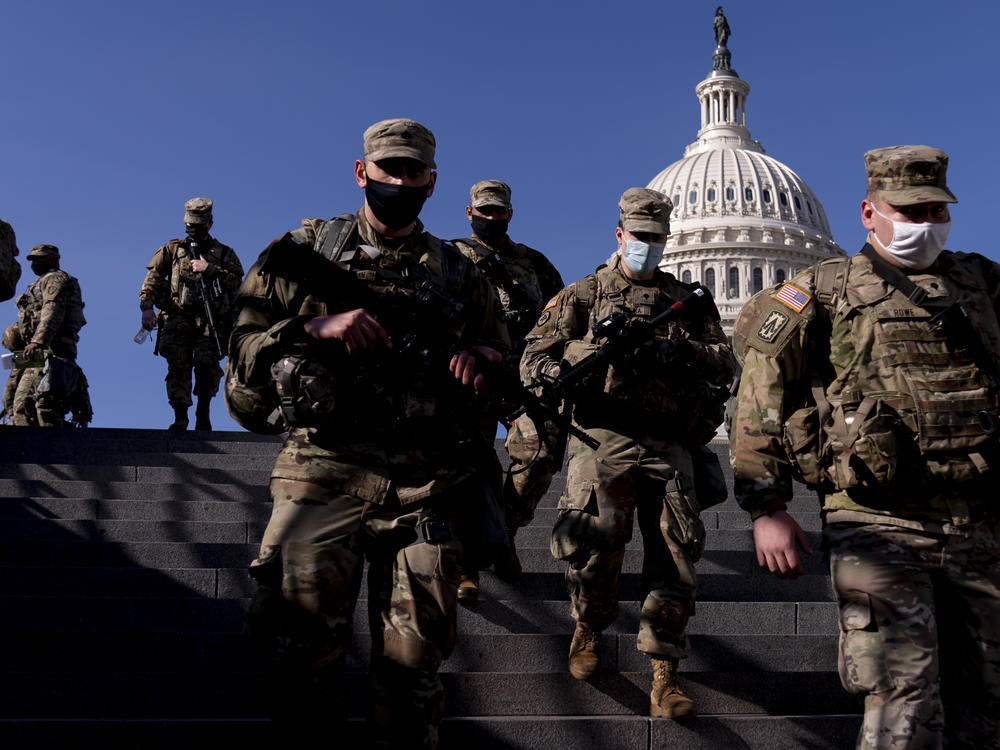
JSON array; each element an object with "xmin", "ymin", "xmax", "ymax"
[
  {"xmin": 16, "ymin": 271, "xmax": 86, "ymax": 349},
  {"xmin": 782, "ymin": 255, "xmax": 1000, "ymax": 488},
  {"xmin": 572, "ymin": 262, "xmax": 720, "ymax": 441},
  {"xmin": 166, "ymin": 239, "xmax": 234, "ymax": 314},
  {"xmin": 234, "ymin": 215, "xmax": 479, "ymax": 441}
]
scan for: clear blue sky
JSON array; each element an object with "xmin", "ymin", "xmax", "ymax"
[{"xmin": 2, "ymin": 0, "xmax": 996, "ymax": 429}]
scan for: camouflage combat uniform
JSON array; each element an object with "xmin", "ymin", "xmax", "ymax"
[
  {"xmin": 521, "ymin": 252, "xmax": 733, "ymax": 659},
  {"xmin": 731, "ymin": 249, "xmax": 1000, "ymax": 749},
  {"xmin": 12, "ymin": 263, "xmax": 88, "ymax": 426},
  {"xmin": 230, "ymin": 208, "xmax": 509, "ymax": 747},
  {"xmin": 0, "ymin": 220, "xmax": 21, "ymax": 302},
  {"xmin": 452, "ymin": 232, "xmax": 564, "ymax": 527},
  {"xmin": 139, "ymin": 233, "xmax": 243, "ymax": 408}
]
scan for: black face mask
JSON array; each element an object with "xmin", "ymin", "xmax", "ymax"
[
  {"xmin": 185, "ymin": 224, "xmax": 209, "ymax": 243},
  {"xmin": 30, "ymin": 261, "xmax": 51, "ymax": 276},
  {"xmin": 364, "ymin": 177, "xmax": 430, "ymax": 230},
  {"xmin": 471, "ymin": 215, "xmax": 509, "ymax": 245}
]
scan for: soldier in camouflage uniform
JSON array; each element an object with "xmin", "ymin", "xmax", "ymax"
[
  {"xmin": 0, "ymin": 220, "xmax": 22, "ymax": 302},
  {"xmin": 139, "ymin": 197, "xmax": 243, "ymax": 430},
  {"xmin": 451, "ymin": 179, "xmax": 564, "ymax": 599},
  {"xmin": 8, "ymin": 245, "xmax": 90, "ymax": 426},
  {"xmin": 730, "ymin": 146, "xmax": 1000, "ymax": 749},
  {"xmin": 520, "ymin": 188, "xmax": 734, "ymax": 718},
  {"xmin": 225, "ymin": 119, "xmax": 509, "ymax": 748}
]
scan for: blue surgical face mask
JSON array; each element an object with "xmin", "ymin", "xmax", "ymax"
[{"xmin": 623, "ymin": 239, "xmax": 665, "ymax": 275}]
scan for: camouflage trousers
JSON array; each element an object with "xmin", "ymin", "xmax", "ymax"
[
  {"xmin": 247, "ymin": 476, "xmax": 465, "ymax": 749},
  {"xmin": 9, "ymin": 360, "xmax": 89, "ymax": 426},
  {"xmin": 551, "ymin": 428, "xmax": 705, "ymax": 659},
  {"xmin": 828, "ymin": 521, "xmax": 1000, "ymax": 750},
  {"xmin": 157, "ymin": 313, "xmax": 223, "ymax": 407},
  {"xmin": 503, "ymin": 412, "xmax": 561, "ymax": 529}
]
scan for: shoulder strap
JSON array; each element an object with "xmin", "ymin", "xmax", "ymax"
[
  {"xmin": 858, "ymin": 244, "xmax": 931, "ymax": 305},
  {"xmin": 574, "ymin": 273, "xmax": 598, "ymax": 310},
  {"xmin": 314, "ymin": 214, "xmax": 359, "ymax": 267},
  {"xmin": 814, "ymin": 256, "xmax": 850, "ymax": 307}
]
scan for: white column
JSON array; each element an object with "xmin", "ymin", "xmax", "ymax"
[{"xmin": 728, "ymin": 91, "xmax": 735, "ymax": 123}]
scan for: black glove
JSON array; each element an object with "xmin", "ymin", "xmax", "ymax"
[{"xmin": 631, "ymin": 338, "xmax": 693, "ymax": 372}]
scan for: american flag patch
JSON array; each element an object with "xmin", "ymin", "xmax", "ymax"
[{"xmin": 774, "ymin": 284, "xmax": 811, "ymax": 312}]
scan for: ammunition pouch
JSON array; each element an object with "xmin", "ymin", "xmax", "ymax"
[
  {"xmin": 270, "ymin": 356, "xmax": 338, "ymax": 429},
  {"xmin": 824, "ymin": 394, "xmax": 918, "ymax": 491}
]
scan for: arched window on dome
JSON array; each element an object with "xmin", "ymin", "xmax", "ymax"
[
  {"xmin": 752, "ymin": 267, "xmax": 763, "ymax": 294},
  {"xmin": 682, "ymin": 270, "xmax": 692, "ymax": 283},
  {"xmin": 728, "ymin": 267, "xmax": 739, "ymax": 298},
  {"xmin": 794, "ymin": 196, "xmax": 802, "ymax": 210},
  {"xmin": 689, "ymin": 190, "xmax": 698, "ymax": 204},
  {"xmin": 744, "ymin": 187, "xmax": 754, "ymax": 202},
  {"xmin": 776, "ymin": 268, "xmax": 786, "ymax": 284},
  {"xmin": 725, "ymin": 186, "xmax": 735, "ymax": 201},
  {"xmin": 762, "ymin": 189, "xmax": 772, "ymax": 204},
  {"xmin": 673, "ymin": 195, "xmax": 680, "ymax": 208},
  {"xmin": 779, "ymin": 192, "xmax": 788, "ymax": 207},
  {"xmin": 707, "ymin": 188, "xmax": 716, "ymax": 202},
  {"xmin": 807, "ymin": 201, "xmax": 814, "ymax": 215},
  {"xmin": 704, "ymin": 268, "xmax": 715, "ymax": 297}
]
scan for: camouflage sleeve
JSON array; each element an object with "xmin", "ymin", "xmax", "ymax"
[
  {"xmin": 519, "ymin": 280, "xmax": 590, "ymax": 386},
  {"xmin": 206, "ymin": 243, "xmax": 245, "ymax": 295},
  {"xmin": 31, "ymin": 275, "xmax": 70, "ymax": 347},
  {"xmin": 688, "ymin": 316, "xmax": 735, "ymax": 386},
  {"xmin": 139, "ymin": 244, "xmax": 172, "ymax": 310},
  {"xmin": 229, "ymin": 238, "xmax": 313, "ymax": 388},
  {"xmin": 729, "ymin": 303, "xmax": 812, "ymax": 518}
]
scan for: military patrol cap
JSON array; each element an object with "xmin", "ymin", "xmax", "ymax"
[
  {"xmin": 619, "ymin": 188, "xmax": 672, "ymax": 234},
  {"xmin": 26, "ymin": 244, "xmax": 59, "ymax": 260},
  {"xmin": 184, "ymin": 197, "xmax": 214, "ymax": 225},
  {"xmin": 363, "ymin": 118, "xmax": 436, "ymax": 169},
  {"xmin": 864, "ymin": 145, "xmax": 957, "ymax": 205},
  {"xmin": 470, "ymin": 179, "xmax": 512, "ymax": 210}
]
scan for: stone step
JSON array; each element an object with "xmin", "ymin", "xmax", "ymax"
[
  {"xmin": 0, "ymin": 463, "xmax": 272, "ymax": 485},
  {"xmin": 0, "ymin": 714, "xmax": 864, "ymax": 750},
  {"xmin": 0, "ymin": 479, "xmax": 268, "ymax": 503},
  {"xmin": 0, "ymin": 670, "xmax": 860, "ymax": 718},
  {"xmin": 0, "ymin": 497, "xmax": 271, "ymax": 523},
  {"xmin": 0, "ymin": 566, "xmax": 835, "ymax": 603},
  {"xmin": 0, "ymin": 630, "xmax": 839, "ymax": 673},
  {"xmin": 0, "ymin": 596, "xmax": 837, "ymax": 638},
  {"xmin": 0, "ymin": 540, "xmax": 828, "ymax": 577}
]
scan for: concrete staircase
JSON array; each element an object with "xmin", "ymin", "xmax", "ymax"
[{"xmin": 0, "ymin": 427, "xmax": 861, "ymax": 748}]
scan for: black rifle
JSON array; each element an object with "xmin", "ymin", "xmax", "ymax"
[
  {"xmin": 185, "ymin": 241, "xmax": 225, "ymax": 358},
  {"xmin": 506, "ymin": 286, "xmax": 707, "ymax": 462}
]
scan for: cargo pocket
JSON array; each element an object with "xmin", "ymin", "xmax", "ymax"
[
  {"xmin": 664, "ymin": 474, "xmax": 706, "ymax": 562},
  {"xmin": 550, "ymin": 488, "xmax": 600, "ymax": 568},
  {"xmin": 782, "ymin": 405, "xmax": 823, "ymax": 486},
  {"xmin": 837, "ymin": 592, "xmax": 894, "ymax": 695},
  {"xmin": 828, "ymin": 395, "xmax": 913, "ymax": 490}
]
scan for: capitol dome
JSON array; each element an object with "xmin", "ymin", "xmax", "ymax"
[{"xmin": 648, "ymin": 13, "xmax": 844, "ymax": 334}]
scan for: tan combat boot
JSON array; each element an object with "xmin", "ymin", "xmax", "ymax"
[
  {"xmin": 650, "ymin": 657, "xmax": 696, "ymax": 718},
  {"xmin": 457, "ymin": 571, "xmax": 479, "ymax": 602},
  {"xmin": 568, "ymin": 622, "xmax": 601, "ymax": 680}
]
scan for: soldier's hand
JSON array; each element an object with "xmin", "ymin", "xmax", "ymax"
[
  {"xmin": 449, "ymin": 346, "xmax": 502, "ymax": 396},
  {"xmin": 23, "ymin": 342, "xmax": 40, "ymax": 360},
  {"xmin": 752, "ymin": 510, "xmax": 813, "ymax": 579},
  {"xmin": 141, "ymin": 309, "xmax": 158, "ymax": 331},
  {"xmin": 190, "ymin": 258, "xmax": 209, "ymax": 273},
  {"xmin": 303, "ymin": 309, "xmax": 391, "ymax": 354}
]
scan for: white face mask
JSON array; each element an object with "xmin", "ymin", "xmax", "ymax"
[
  {"xmin": 622, "ymin": 239, "xmax": 665, "ymax": 275},
  {"xmin": 870, "ymin": 202, "xmax": 950, "ymax": 270}
]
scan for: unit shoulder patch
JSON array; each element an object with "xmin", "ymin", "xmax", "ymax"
[
  {"xmin": 756, "ymin": 309, "xmax": 789, "ymax": 343},
  {"xmin": 774, "ymin": 283, "xmax": 812, "ymax": 312}
]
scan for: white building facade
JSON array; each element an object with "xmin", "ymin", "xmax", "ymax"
[{"xmin": 647, "ymin": 30, "xmax": 844, "ymax": 335}]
